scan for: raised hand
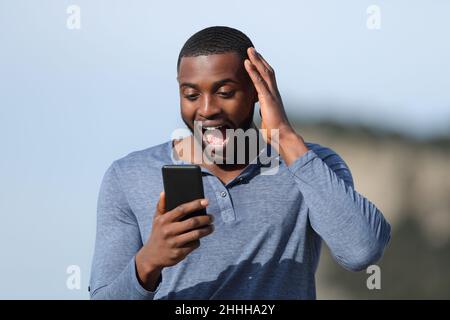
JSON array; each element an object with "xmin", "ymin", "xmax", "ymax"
[{"xmin": 244, "ymin": 47, "xmax": 309, "ymax": 165}]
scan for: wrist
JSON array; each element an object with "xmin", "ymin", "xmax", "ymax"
[
  {"xmin": 277, "ymin": 127, "xmax": 309, "ymax": 166},
  {"xmin": 278, "ymin": 124, "xmax": 296, "ymax": 140},
  {"xmin": 135, "ymin": 250, "xmax": 163, "ymax": 291},
  {"xmin": 136, "ymin": 249, "xmax": 162, "ymax": 273}
]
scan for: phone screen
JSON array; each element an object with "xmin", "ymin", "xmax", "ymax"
[{"xmin": 161, "ymin": 165, "xmax": 207, "ymax": 221}]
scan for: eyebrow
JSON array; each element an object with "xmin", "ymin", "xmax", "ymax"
[{"xmin": 180, "ymin": 78, "xmax": 239, "ymax": 90}]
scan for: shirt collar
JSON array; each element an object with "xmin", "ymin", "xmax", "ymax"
[{"xmin": 167, "ymin": 128, "xmax": 281, "ymax": 179}]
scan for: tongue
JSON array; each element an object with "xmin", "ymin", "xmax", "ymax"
[{"xmin": 204, "ymin": 128, "xmax": 227, "ymax": 145}]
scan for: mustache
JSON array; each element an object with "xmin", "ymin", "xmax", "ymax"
[{"xmin": 182, "ymin": 117, "xmax": 255, "ymax": 135}]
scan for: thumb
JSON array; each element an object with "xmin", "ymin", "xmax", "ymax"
[{"xmin": 156, "ymin": 191, "xmax": 166, "ymax": 216}]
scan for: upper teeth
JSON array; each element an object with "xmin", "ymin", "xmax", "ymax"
[{"xmin": 204, "ymin": 126, "xmax": 223, "ymax": 130}]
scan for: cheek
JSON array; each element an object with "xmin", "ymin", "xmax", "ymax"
[
  {"xmin": 180, "ymin": 102, "xmax": 195, "ymax": 121},
  {"xmin": 226, "ymin": 95, "xmax": 253, "ymax": 119}
]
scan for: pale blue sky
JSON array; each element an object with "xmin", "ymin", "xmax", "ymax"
[{"xmin": 0, "ymin": 0, "xmax": 449, "ymax": 299}]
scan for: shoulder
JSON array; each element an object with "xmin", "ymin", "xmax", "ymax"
[
  {"xmin": 105, "ymin": 141, "xmax": 171, "ymax": 183},
  {"xmin": 114, "ymin": 141, "xmax": 170, "ymax": 168},
  {"xmin": 305, "ymin": 141, "xmax": 354, "ymax": 188}
]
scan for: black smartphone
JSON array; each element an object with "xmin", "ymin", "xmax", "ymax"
[{"xmin": 161, "ymin": 165, "xmax": 207, "ymax": 221}]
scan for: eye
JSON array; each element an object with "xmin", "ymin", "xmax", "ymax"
[
  {"xmin": 184, "ymin": 93, "xmax": 199, "ymax": 101},
  {"xmin": 217, "ymin": 90, "xmax": 235, "ymax": 98}
]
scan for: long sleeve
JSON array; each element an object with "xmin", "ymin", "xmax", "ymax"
[
  {"xmin": 89, "ymin": 162, "xmax": 162, "ymax": 299},
  {"xmin": 287, "ymin": 148, "xmax": 391, "ymax": 271}
]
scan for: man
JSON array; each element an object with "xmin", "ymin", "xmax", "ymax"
[{"xmin": 89, "ymin": 26, "xmax": 391, "ymax": 299}]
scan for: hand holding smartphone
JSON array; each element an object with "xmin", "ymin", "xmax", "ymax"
[
  {"xmin": 162, "ymin": 165, "xmax": 207, "ymax": 221},
  {"xmin": 135, "ymin": 165, "xmax": 213, "ymax": 290}
]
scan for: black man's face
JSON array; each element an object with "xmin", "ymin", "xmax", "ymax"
[{"xmin": 177, "ymin": 52, "xmax": 257, "ymax": 156}]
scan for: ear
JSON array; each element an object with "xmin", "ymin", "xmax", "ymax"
[
  {"xmin": 252, "ymin": 85, "xmax": 259, "ymax": 104},
  {"xmin": 250, "ymin": 87, "xmax": 260, "ymax": 117},
  {"xmin": 253, "ymin": 92, "xmax": 259, "ymax": 104},
  {"xmin": 244, "ymin": 64, "xmax": 259, "ymax": 104}
]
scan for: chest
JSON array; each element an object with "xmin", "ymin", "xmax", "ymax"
[{"xmin": 131, "ymin": 170, "xmax": 303, "ymax": 243}]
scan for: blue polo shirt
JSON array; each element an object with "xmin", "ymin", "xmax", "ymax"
[{"xmin": 89, "ymin": 139, "xmax": 391, "ymax": 299}]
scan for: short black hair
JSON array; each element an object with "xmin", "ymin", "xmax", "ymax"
[{"xmin": 177, "ymin": 26, "xmax": 254, "ymax": 71}]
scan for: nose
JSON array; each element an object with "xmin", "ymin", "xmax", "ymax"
[{"xmin": 197, "ymin": 94, "xmax": 221, "ymax": 119}]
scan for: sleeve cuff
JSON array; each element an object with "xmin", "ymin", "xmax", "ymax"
[
  {"xmin": 286, "ymin": 149, "xmax": 318, "ymax": 174},
  {"xmin": 130, "ymin": 255, "xmax": 163, "ymax": 298}
]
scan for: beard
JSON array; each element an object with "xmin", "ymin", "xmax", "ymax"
[{"xmin": 181, "ymin": 107, "xmax": 256, "ymax": 165}]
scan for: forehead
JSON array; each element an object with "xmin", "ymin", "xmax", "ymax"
[{"xmin": 177, "ymin": 52, "xmax": 245, "ymax": 83}]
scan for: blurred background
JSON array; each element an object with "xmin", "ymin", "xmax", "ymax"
[{"xmin": 0, "ymin": 0, "xmax": 448, "ymax": 299}]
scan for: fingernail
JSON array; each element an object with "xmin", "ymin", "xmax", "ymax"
[{"xmin": 201, "ymin": 199, "xmax": 208, "ymax": 206}]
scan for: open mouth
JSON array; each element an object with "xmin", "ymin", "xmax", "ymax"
[{"xmin": 201, "ymin": 124, "xmax": 231, "ymax": 147}]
